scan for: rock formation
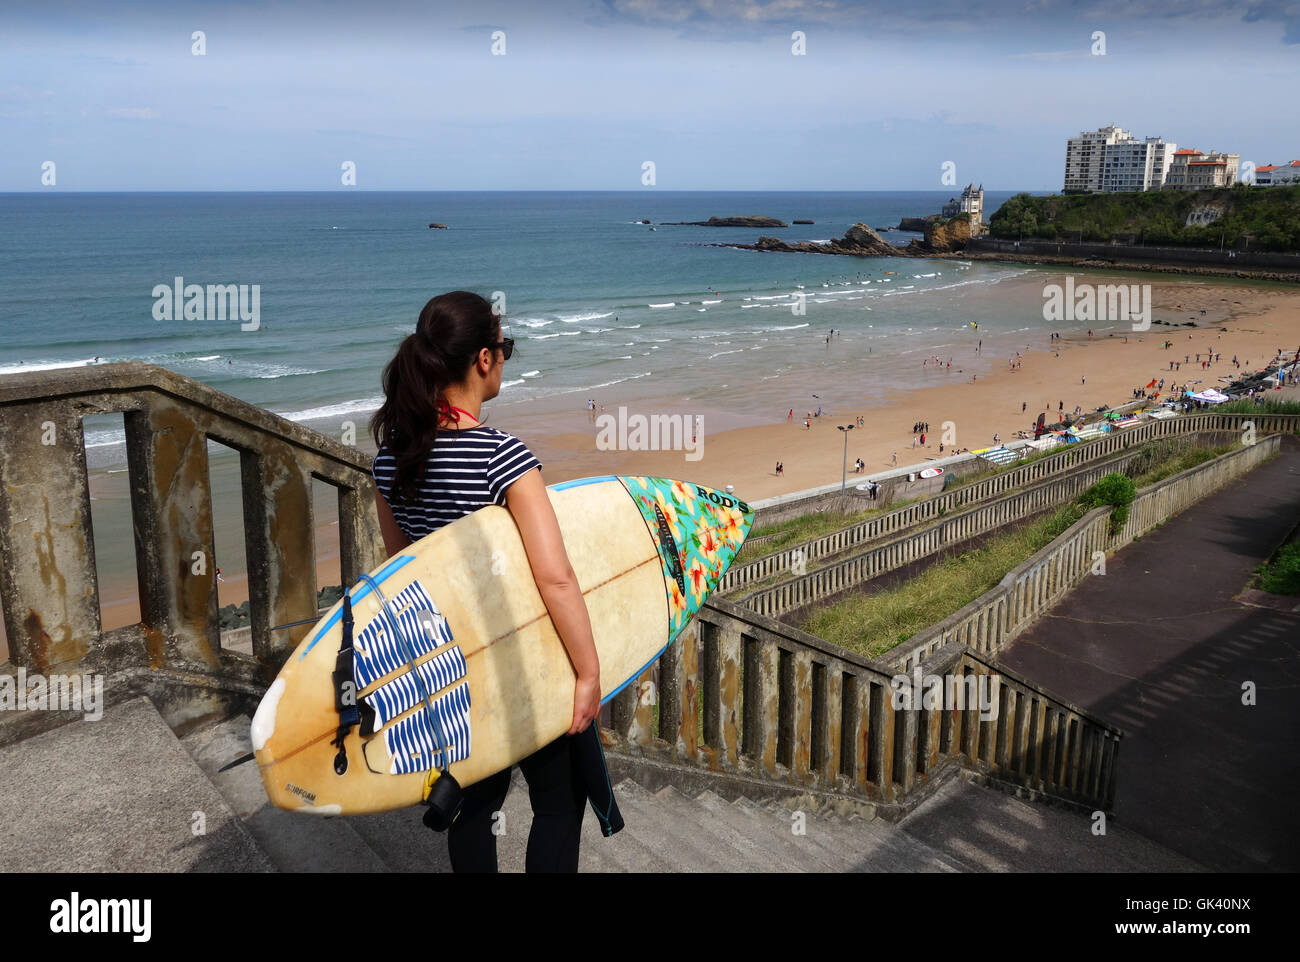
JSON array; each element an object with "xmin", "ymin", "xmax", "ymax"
[
  {"xmin": 898, "ymin": 215, "xmax": 940, "ymax": 232},
  {"xmin": 724, "ymin": 223, "xmax": 904, "ymax": 256},
  {"xmin": 661, "ymin": 215, "xmax": 789, "ymax": 227},
  {"xmin": 428, "ymin": 222, "xmax": 448, "ymax": 229}
]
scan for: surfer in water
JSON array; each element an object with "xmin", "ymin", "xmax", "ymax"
[{"xmin": 370, "ymin": 291, "xmax": 613, "ymax": 872}]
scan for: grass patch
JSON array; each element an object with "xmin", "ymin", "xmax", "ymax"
[
  {"xmin": 798, "ymin": 503, "xmax": 1086, "ymax": 658},
  {"xmin": 1129, "ymin": 443, "xmax": 1235, "ymax": 488},
  {"xmin": 1216, "ymin": 398, "xmax": 1300, "ymax": 418},
  {"xmin": 1255, "ymin": 542, "xmax": 1300, "ymax": 595},
  {"xmin": 749, "ymin": 499, "xmax": 916, "ymax": 556}
]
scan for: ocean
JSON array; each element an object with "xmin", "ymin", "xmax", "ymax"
[
  {"xmin": 0, "ymin": 189, "xmax": 1056, "ymax": 470},
  {"xmin": 2, "ymin": 189, "xmax": 1091, "ymax": 620}
]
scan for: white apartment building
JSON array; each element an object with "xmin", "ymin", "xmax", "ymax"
[
  {"xmin": 1064, "ymin": 125, "xmax": 1132, "ymax": 193},
  {"xmin": 1255, "ymin": 161, "xmax": 1300, "ymax": 186},
  {"xmin": 1099, "ymin": 136, "xmax": 1177, "ymax": 192}
]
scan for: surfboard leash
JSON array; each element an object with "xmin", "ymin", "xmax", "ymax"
[{"xmin": 328, "ymin": 590, "xmax": 362, "ymax": 775}]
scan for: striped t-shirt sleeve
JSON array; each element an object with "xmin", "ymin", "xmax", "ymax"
[{"xmin": 486, "ymin": 434, "xmax": 542, "ymax": 503}]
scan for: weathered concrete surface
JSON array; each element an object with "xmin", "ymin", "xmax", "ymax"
[
  {"xmin": 999, "ymin": 435, "xmax": 1300, "ymax": 871},
  {"xmin": 180, "ymin": 714, "xmax": 1198, "ymax": 872},
  {"xmin": 896, "ymin": 773, "xmax": 1203, "ymax": 872},
  {"xmin": 0, "ymin": 697, "xmax": 273, "ymax": 872}
]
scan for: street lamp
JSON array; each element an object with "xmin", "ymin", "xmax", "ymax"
[{"xmin": 838, "ymin": 424, "xmax": 855, "ymax": 493}]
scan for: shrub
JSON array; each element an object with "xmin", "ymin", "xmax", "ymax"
[
  {"xmin": 1257, "ymin": 543, "xmax": 1300, "ymax": 595},
  {"xmin": 1079, "ymin": 473, "xmax": 1136, "ymax": 535}
]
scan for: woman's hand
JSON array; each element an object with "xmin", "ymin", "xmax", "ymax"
[{"xmin": 570, "ymin": 673, "xmax": 602, "ymax": 735}]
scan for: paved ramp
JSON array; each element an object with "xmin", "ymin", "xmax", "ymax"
[{"xmin": 999, "ymin": 436, "xmax": 1300, "ymax": 871}]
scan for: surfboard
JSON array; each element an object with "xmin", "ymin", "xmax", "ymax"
[
  {"xmin": 251, "ymin": 475, "xmax": 753, "ymax": 815},
  {"xmin": 918, "ymin": 467, "xmax": 944, "ymax": 479}
]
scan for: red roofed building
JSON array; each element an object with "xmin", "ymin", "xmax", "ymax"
[{"xmin": 1164, "ymin": 149, "xmax": 1240, "ymax": 189}]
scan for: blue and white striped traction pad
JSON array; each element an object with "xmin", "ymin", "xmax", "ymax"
[{"xmin": 353, "ymin": 579, "xmax": 471, "ymax": 775}]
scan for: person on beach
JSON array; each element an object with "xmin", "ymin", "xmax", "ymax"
[
  {"xmin": 215, "ymin": 567, "xmax": 223, "ymax": 584},
  {"xmin": 370, "ymin": 291, "xmax": 613, "ymax": 873},
  {"xmin": 891, "ymin": 453, "xmax": 898, "ymax": 466}
]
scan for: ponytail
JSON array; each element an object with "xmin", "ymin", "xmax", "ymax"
[{"xmin": 370, "ymin": 291, "xmax": 500, "ymax": 504}]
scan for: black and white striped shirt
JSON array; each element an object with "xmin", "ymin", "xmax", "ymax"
[{"xmin": 372, "ymin": 426, "xmax": 542, "ymax": 541}]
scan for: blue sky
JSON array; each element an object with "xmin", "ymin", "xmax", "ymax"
[{"xmin": 2, "ymin": 0, "xmax": 1298, "ymax": 190}]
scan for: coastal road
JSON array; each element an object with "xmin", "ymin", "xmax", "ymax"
[{"xmin": 999, "ymin": 435, "xmax": 1300, "ymax": 872}]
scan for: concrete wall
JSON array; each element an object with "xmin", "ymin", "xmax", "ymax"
[{"xmin": 969, "ymin": 237, "xmax": 1300, "ymax": 270}]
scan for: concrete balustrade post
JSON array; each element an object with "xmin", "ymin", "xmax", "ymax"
[
  {"xmin": 0, "ymin": 405, "xmax": 100, "ymax": 671},
  {"xmin": 672, "ymin": 619, "xmax": 701, "ymax": 763},
  {"xmin": 239, "ymin": 439, "xmax": 318, "ymax": 666},
  {"xmin": 123, "ymin": 406, "xmax": 221, "ymax": 669}
]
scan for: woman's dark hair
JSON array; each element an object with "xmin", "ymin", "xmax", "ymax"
[{"xmin": 370, "ymin": 291, "xmax": 501, "ymax": 504}]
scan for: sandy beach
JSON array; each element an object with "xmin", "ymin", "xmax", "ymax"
[{"xmin": 13, "ymin": 272, "xmax": 1296, "ymax": 652}]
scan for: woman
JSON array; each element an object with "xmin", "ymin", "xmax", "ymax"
[{"xmin": 369, "ymin": 291, "xmax": 602, "ymax": 873}]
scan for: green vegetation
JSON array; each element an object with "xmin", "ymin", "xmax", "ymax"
[
  {"xmin": 989, "ymin": 185, "xmax": 1300, "ymax": 251},
  {"xmin": 1129, "ymin": 443, "xmax": 1235, "ymax": 488},
  {"xmin": 1255, "ymin": 543, "xmax": 1300, "ymax": 596},
  {"xmin": 748, "ymin": 499, "xmax": 916, "ymax": 555},
  {"xmin": 1216, "ymin": 398, "xmax": 1300, "ymax": 417},
  {"xmin": 799, "ymin": 503, "xmax": 1085, "ymax": 658},
  {"xmin": 1078, "ymin": 472, "xmax": 1136, "ymax": 534}
]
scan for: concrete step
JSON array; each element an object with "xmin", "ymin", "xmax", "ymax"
[
  {"xmin": 897, "ymin": 777, "xmax": 1205, "ymax": 872},
  {"xmin": 756, "ymin": 795, "xmax": 966, "ymax": 872},
  {"xmin": 693, "ymin": 791, "xmax": 834, "ymax": 872},
  {"xmin": 610, "ymin": 785, "xmax": 738, "ymax": 872},
  {"xmin": 0, "ymin": 696, "xmax": 272, "ymax": 872},
  {"xmin": 181, "ymin": 714, "xmax": 389, "ymax": 873}
]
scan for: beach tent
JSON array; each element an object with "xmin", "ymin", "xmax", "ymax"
[
  {"xmin": 1189, "ymin": 388, "xmax": 1231, "ymax": 404},
  {"xmin": 1025, "ymin": 435, "xmax": 1064, "ymax": 452},
  {"xmin": 1070, "ymin": 424, "xmax": 1110, "ymax": 441}
]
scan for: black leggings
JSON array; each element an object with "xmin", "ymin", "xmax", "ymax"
[{"xmin": 446, "ymin": 733, "xmax": 586, "ymax": 873}]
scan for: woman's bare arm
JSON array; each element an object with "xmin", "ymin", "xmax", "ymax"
[
  {"xmin": 374, "ymin": 487, "xmax": 412, "ymax": 558},
  {"xmin": 504, "ymin": 468, "xmax": 601, "ymax": 734}
]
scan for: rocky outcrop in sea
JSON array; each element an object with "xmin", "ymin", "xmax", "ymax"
[{"xmin": 661, "ymin": 215, "xmax": 788, "ymax": 227}]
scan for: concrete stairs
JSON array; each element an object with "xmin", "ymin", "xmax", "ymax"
[{"xmin": 0, "ymin": 697, "xmax": 1204, "ymax": 872}]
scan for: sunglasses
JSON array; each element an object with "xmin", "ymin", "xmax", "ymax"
[{"xmin": 488, "ymin": 337, "xmax": 514, "ymax": 361}]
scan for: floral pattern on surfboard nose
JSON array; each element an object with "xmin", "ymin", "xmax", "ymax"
[{"xmin": 618, "ymin": 476, "xmax": 753, "ymax": 643}]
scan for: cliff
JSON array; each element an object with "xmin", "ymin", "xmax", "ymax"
[
  {"xmin": 905, "ymin": 214, "xmax": 974, "ymax": 254},
  {"xmin": 989, "ymin": 185, "xmax": 1300, "ymax": 252}
]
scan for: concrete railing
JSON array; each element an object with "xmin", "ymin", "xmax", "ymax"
[
  {"xmin": 730, "ymin": 412, "xmax": 1299, "ymax": 594},
  {"xmin": 885, "ymin": 432, "xmax": 1283, "ymax": 673},
  {"xmin": 604, "ymin": 597, "xmax": 1122, "ymax": 813},
  {"xmin": 738, "ymin": 442, "xmax": 1195, "ymax": 619},
  {"xmin": 0, "ymin": 362, "xmax": 386, "ymax": 737}
]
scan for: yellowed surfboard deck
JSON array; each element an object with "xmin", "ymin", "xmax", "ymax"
[{"xmin": 252, "ymin": 475, "xmax": 752, "ymax": 815}]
